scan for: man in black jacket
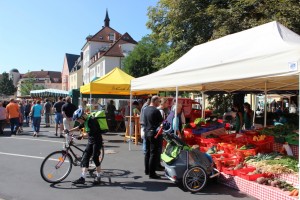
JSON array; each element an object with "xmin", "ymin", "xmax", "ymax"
[
  {"xmin": 143, "ymin": 95, "xmax": 163, "ymax": 179},
  {"xmin": 62, "ymin": 96, "xmax": 77, "ymax": 131}
]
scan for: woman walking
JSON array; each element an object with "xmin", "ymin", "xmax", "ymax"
[{"xmin": 31, "ymin": 100, "xmax": 43, "ymax": 137}]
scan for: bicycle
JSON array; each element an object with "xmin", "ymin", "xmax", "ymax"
[{"xmin": 40, "ymin": 131, "xmax": 104, "ymax": 183}]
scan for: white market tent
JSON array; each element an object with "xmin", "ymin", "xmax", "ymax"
[
  {"xmin": 130, "ymin": 21, "xmax": 300, "ymax": 171},
  {"xmin": 131, "ymin": 21, "xmax": 300, "ymax": 93},
  {"xmin": 30, "ymin": 88, "xmax": 69, "ymax": 97}
]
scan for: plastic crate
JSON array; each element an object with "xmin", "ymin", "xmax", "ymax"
[
  {"xmin": 214, "ymin": 157, "xmax": 239, "ymax": 171},
  {"xmin": 210, "ymin": 153, "xmax": 233, "ymax": 159},
  {"xmin": 234, "ymin": 135, "xmax": 249, "ymax": 145},
  {"xmin": 222, "ymin": 167, "xmax": 237, "ymax": 175},
  {"xmin": 239, "ymin": 172, "xmax": 265, "ymax": 181},
  {"xmin": 235, "ymin": 147, "xmax": 258, "ymax": 157},
  {"xmin": 248, "ymin": 136, "xmax": 274, "ymax": 153},
  {"xmin": 217, "ymin": 143, "xmax": 237, "ymax": 154},
  {"xmin": 219, "ymin": 134, "xmax": 237, "ymax": 143},
  {"xmin": 236, "ymin": 167, "xmax": 256, "ymax": 177},
  {"xmin": 244, "ymin": 130, "xmax": 259, "ymax": 136},
  {"xmin": 200, "ymin": 137, "xmax": 221, "ymax": 144}
]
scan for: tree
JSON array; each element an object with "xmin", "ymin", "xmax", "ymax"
[
  {"xmin": 207, "ymin": 93, "xmax": 233, "ymax": 116},
  {"xmin": 0, "ymin": 72, "xmax": 16, "ymax": 96},
  {"xmin": 20, "ymin": 72, "xmax": 45, "ymax": 96},
  {"xmin": 147, "ymin": 0, "xmax": 300, "ymax": 111},
  {"xmin": 147, "ymin": 0, "xmax": 300, "ymax": 67},
  {"xmin": 123, "ymin": 35, "xmax": 169, "ymax": 78}
]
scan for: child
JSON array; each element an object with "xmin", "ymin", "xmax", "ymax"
[{"xmin": 69, "ymin": 108, "xmax": 103, "ymax": 185}]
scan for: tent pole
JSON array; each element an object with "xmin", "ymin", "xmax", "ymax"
[
  {"xmin": 89, "ymin": 93, "xmax": 92, "ymax": 112},
  {"xmin": 174, "ymin": 86, "xmax": 178, "ymax": 133},
  {"xmin": 252, "ymin": 94, "xmax": 256, "ymax": 128},
  {"xmin": 264, "ymin": 82, "xmax": 267, "ymax": 127},
  {"xmin": 201, "ymin": 91, "xmax": 205, "ymax": 118},
  {"xmin": 298, "ymin": 74, "xmax": 300, "ymax": 177},
  {"xmin": 129, "ymin": 91, "xmax": 133, "ymax": 151}
]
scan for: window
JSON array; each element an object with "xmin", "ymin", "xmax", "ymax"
[{"xmin": 109, "ymin": 33, "xmax": 114, "ymax": 41}]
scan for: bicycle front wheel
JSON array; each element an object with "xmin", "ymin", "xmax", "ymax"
[{"xmin": 40, "ymin": 150, "xmax": 73, "ymax": 183}]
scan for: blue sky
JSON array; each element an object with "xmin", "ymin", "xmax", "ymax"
[{"xmin": 0, "ymin": 0, "xmax": 158, "ymax": 74}]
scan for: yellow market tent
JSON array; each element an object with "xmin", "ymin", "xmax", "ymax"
[{"xmin": 80, "ymin": 67, "xmax": 155, "ymax": 96}]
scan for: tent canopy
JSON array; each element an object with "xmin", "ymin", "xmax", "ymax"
[
  {"xmin": 80, "ymin": 67, "xmax": 156, "ymax": 95},
  {"xmin": 30, "ymin": 88, "xmax": 69, "ymax": 97},
  {"xmin": 131, "ymin": 21, "xmax": 300, "ymax": 93}
]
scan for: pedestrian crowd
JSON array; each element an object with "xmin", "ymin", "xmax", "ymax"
[{"xmin": 0, "ymin": 96, "xmax": 77, "ymax": 137}]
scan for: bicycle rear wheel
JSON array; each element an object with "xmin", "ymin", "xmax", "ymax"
[{"xmin": 40, "ymin": 150, "xmax": 73, "ymax": 183}]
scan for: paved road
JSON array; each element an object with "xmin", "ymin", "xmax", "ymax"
[{"xmin": 0, "ymin": 124, "xmax": 257, "ymax": 200}]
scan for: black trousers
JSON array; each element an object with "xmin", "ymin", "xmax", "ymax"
[
  {"xmin": 81, "ymin": 142, "xmax": 102, "ymax": 168},
  {"xmin": 144, "ymin": 131, "xmax": 159, "ymax": 176}
]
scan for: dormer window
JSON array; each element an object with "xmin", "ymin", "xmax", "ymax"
[
  {"xmin": 109, "ymin": 33, "xmax": 115, "ymax": 41},
  {"xmin": 99, "ymin": 36, "xmax": 103, "ymax": 40}
]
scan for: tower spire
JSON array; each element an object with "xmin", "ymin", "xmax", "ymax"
[{"xmin": 104, "ymin": 9, "xmax": 110, "ymax": 27}]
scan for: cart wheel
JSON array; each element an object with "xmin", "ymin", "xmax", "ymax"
[{"xmin": 182, "ymin": 166, "xmax": 207, "ymax": 193}]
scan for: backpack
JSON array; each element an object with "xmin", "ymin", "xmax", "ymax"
[{"xmin": 90, "ymin": 110, "xmax": 109, "ymax": 133}]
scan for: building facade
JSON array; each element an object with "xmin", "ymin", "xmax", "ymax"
[
  {"xmin": 80, "ymin": 10, "xmax": 137, "ymax": 85},
  {"xmin": 61, "ymin": 53, "xmax": 80, "ymax": 91},
  {"xmin": 16, "ymin": 71, "xmax": 62, "ymax": 97}
]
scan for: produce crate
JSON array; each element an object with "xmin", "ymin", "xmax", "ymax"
[
  {"xmin": 235, "ymin": 147, "xmax": 258, "ymax": 157},
  {"xmin": 214, "ymin": 157, "xmax": 239, "ymax": 171},
  {"xmin": 244, "ymin": 130, "xmax": 259, "ymax": 136},
  {"xmin": 217, "ymin": 143, "xmax": 237, "ymax": 154},
  {"xmin": 239, "ymin": 172, "xmax": 266, "ymax": 181},
  {"xmin": 222, "ymin": 167, "xmax": 240, "ymax": 176},
  {"xmin": 234, "ymin": 135, "xmax": 249, "ymax": 145},
  {"xmin": 200, "ymin": 137, "xmax": 221, "ymax": 145},
  {"xmin": 236, "ymin": 167, "xmax": 256, "ymax": 177},
  {"xmin": 219, "ymin": 133, "xmax": 237, "ymax": 143},
  {"xmin": 249, "ymin": 136, "xmax": 274, "ymax": 153},
  {"xmin": 210, "ymin": 153, "xmax": 233, "ymax": 159}
]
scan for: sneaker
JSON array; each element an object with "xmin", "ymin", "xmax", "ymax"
[
  {"xmin": 72, "ymin": 177, "xmax": 85, "ymax": 184},
  {"xmin": 59, "ymin": 134, "xmax": 64, "ymax": 138},
  {"xmin": 33, "ymin": 132, "xmax": 37, "ymax": 137},
  {"xmin": 93, "ymin": 177, "xmax": 101, "ymax": 185}
]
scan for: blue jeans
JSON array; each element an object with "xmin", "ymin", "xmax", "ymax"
[
  {"xmin": 32, "ymin": 117, "xmax": 41, "ymax": 133},
  {"xmin": 9, "ymin": 118, "xmax": 19, "ymax": 135}
]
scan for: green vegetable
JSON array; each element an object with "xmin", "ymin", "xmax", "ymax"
[{"xmin": 265, "ymin": 155, "xmax": 298, "ymax": 172}]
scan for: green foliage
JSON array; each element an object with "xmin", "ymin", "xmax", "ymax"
[
  {"xmin": 20, "ymin": 72, "xmax": 45, "ymax": 96},
  {"xmin": 147, "ymin": 0, "xmax": 300, "ymax": 67},
  {"xmin": 0, "ymin": 72, "xmax": 16, "ymax": 95},
  {"xmin": 123, "ymin": 35, "xmax": 169, "ymax": 77},
  {"xmin": 207, "ymin": 94, "xmax": 233, "ymax": 115}
]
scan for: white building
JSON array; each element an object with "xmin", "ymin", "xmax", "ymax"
[{"xmin": 81, "ymin": 10, "xmax": 137, "ymax": 85}]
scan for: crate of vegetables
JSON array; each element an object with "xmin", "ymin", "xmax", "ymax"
[
  {"xmin": 238, "ymin": 168, "xmax": 266, "ymax": 181},
  {"xmin": 201, "ymin": 134, "xmax": 221, "ymax": 144},
  {"xmin": 235, "ymin": 144, "xmax": 258, "ymax": 157},
  {"xmin": 217, "ymin": 142, "xmax": 236, "ymax": 154}
]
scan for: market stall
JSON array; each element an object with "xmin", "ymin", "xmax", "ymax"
[
  {"xmin": 130, "ymin": 21, "xmax": 300, "ymax": 199},
  {"xmin": 30, "ymin": 88, "xmax": 69, "ymax": 97}
]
